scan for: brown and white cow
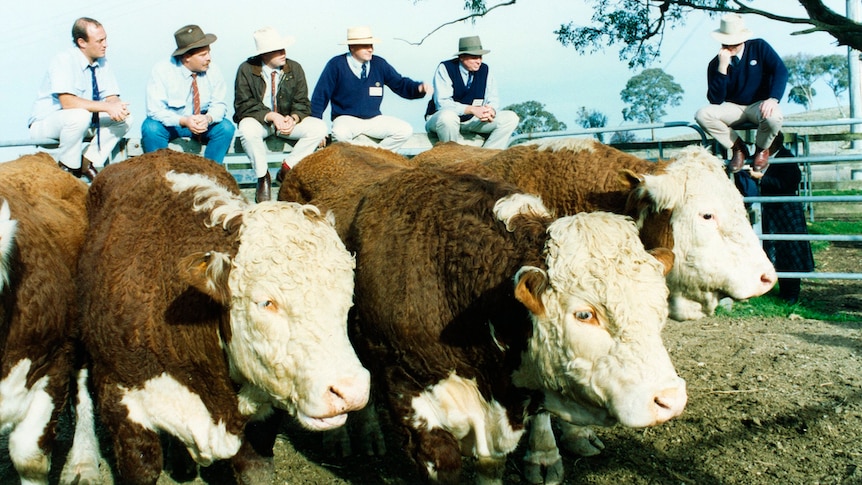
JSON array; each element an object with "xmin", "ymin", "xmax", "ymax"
[
  {"xmin": 0, "ymin": 153, "xmax": 99, "ymax": 484},
  {"xmin": 342, "ymin": 167, "xmax": 686, "ymax": 484},
  {"xmin": 76, "ymin": 150, "xmax": 370, "ymax": 483},
  {"xmin": 414, "ymin": 138, "xmax": 777, "ymax": 322}
]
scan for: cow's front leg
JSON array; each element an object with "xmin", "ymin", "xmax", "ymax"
[
  {"xmin": 558, "ymin": 422, "xmax": 605, "ymax": 457},
  {"xmin": 523, "ymin": 412, "xmax": 563, "ymax": 485}
]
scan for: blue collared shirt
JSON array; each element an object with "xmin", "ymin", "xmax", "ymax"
[{"xmin": 145, "ymin": 56, "xmax": 228, "ymax": 127}]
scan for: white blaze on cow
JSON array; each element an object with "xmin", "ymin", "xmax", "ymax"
[{"xmin": 0, "ymin": 200, "xmax": 16, "ymax": 293}]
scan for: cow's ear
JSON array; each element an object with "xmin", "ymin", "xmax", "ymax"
[
  {"xmin": 618, "ymin": 169, "xmax": 643, "ymax": 190},
  {"xmin": 648, "ymin": 248, "xmax": 675, "ymax": 276},
  {"xmin": 514, "ymin": 266, "xmax": 548, "ymax": 315},
  {"xmin": 178, "ymin": 251, "xmax": 232, "ymax": 304}
]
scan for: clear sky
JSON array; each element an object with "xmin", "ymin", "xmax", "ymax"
[{"xmin": 0, "ymin": 0, "xmax": 849, "ymax": 150}]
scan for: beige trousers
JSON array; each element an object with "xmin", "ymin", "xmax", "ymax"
[{"xmin": 694, "ymin": 100, "xmax": 783, "ymax": 150}]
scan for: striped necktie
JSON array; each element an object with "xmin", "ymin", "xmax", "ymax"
[
  {"xmin": 361, "ymin": 62, "xmax": 367, "ymax": 80},
  {"xmin": 271, "ymin": 70, "xmax": 278, "ymax": 112},
  {"xmin": 191, "ymin": 73, "xmax": 201, "ymax": 115},
  {"xmin": 88, "ymin": 65, "xmax": 101, "ymax": 148}
]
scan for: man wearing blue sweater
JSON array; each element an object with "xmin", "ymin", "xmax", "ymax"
[
  {"xmin": 310, "ymin": 26, "xmax": 432, "ymax": 151},
  {"xmin": 695, "ymin": 14, "xmax": 788, "ymax": 173}
]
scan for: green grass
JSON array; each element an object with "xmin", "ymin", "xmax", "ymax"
[{"xmin": 714, "ymin": 215, "xmax": 861, "ymax": 322}]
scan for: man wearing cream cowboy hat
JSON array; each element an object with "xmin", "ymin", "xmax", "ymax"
[
  {"xmin": 142, "ymin": 24, "xmax": 235, "ymax": 164},
  {"xmin": 310, "ymin": 26, "xmax": 432, "ymax": 152},
  {"xmin": 234, "ymin": 27, "xmax": 327, "ymax": 202},
  {"xmin": 695, "ymin": 13, "xmax": 788, "ymax": 173},
  {"xmin": 425, "ymin": 35, "xmax": 519, "ymax": 149}
]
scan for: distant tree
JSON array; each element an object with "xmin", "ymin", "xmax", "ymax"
[
  {"xmin": 784, "ymin": 53, "xmax": 821, "ymax": 110},
  {"xmin": 576, "ymin": 106, "xmax": 608, "ymax": 142},
  {"xmin": 818, "ymin": 54, "xmax": 849, "ymax": 116},
  {"xmin": 610, "ymin": 130, "xmax": 638, "ymax": 144},
  {"xmin": 620, "ymin": 68, "xmax": 683, "ymax": 139},
  {"xmin": 503, "ymin": 100, "xmax": 567, "ymax": 137}
]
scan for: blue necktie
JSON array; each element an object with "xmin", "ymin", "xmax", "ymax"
[
  {"xmin": 465, "ymin": 72, "xmax": 473, "ymax": 90},
  {"xmin": 88, "ymin": 65, "xmax": 101, "ymax": 149},
  {"xmin": 361, "ymin": 62, "xmax": 367, "ymax": 80}
]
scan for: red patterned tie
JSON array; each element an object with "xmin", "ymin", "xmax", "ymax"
[
  {"xmin": 271, "ymin": 70, "xmax": 278, "ymax": 112},
  {"xmin": 191, "ymin": 73, "xmax": 200, "ymax": 115}
]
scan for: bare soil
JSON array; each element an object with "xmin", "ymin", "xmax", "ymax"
[{"xmin": 2, "ymin": 244, "xmax": 860, "ymax": 485}]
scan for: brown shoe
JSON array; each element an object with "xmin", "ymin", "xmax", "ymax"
[
  {"xmin": 752, "ymin": 147, "xmax": 770, "ymax": 172},
  {"xmin": 255, "ymin": 172, "xmax": 271, "ymax": 203},
  {"xmin": 81, "ymin": 157, "xmax": 98, "ymax": 183},
  {"xmin": 728, "ymin": 138, "xmax": 749, "ymax": 173},
  {"xmin": 275, "ymin": 161, "xmax": 290, "ymax": 184},
  {"xmin": 58, "ymin": 162, "xmax": 82, "ymax": 178}
]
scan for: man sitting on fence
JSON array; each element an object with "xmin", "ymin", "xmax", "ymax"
[
  {"xmin": 141, "ymin": 24, "xmax": 235, "ymax": 164},
  {"xmin": 234, "ymin": 27, "xmax": 327, "ymax": 202},
  {"xmin": 29, "ymin": 17, "xmax": 131, "ymax": 182}
]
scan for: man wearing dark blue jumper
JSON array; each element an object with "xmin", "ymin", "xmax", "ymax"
[
  {"xmin": 694, "ymin": 14, "xmax": 788, "ymax": 173},
  {"xmin": 310, "ymin": 26, "xmax": 432, "ymax": 152}
]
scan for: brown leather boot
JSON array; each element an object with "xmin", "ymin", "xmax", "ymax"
[
  {"xmin": 752, "ymin": 147, "xmax": 770, "ymax": 172},
  {"xmin": 255, "ymin": 172, "xmax": 271, "ymax": 203},
  {"xmin": 81, "ymin": 157, "xmax": 98, "ymax": 183},
  {"xmin": 728, "ymin": 138, "xmax": 749, "ymax": 173}
]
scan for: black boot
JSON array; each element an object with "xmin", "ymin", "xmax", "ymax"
[{"xmin": 255, "ymin": 172, "xmax": 271, "ymax": 203}]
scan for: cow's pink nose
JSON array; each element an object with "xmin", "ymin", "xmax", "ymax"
[
  {"xmin": 653, "ymin": 385, "xmax": 687, "ymax": 424},
  {"xmin": 326, "ymin": 373, "xmax": 371, "ymax": 416}
]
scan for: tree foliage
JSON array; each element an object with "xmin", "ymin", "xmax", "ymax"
[
  {"xmin": 503, "ymin": 100, "xmax": 567, "ymax": 136},
  {"xmin": 620, "ymin": 68, "xmax": 683, "ymax": 126},
  {"xmin": 784, "ymin": 53, "xmax": 850, "ymax": 111},
  {"xmin": 459, "ymin": 1, "xmax": 862, "ymax": 68},
  {"xmin": 576, "ymin": 106, "xmax": 609, "ymax": 142}
]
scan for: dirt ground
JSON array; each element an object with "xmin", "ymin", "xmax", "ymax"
[{"xmin": 1, "ymin": 245, "xmax": 859, "ymax": 484}]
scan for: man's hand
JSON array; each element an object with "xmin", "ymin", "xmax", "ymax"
[
  {"xmin": 760, "ymin": 98, "xmax": 779, "ymax": 119},
  {"xmin": 183, "ymin": 114, "xmax": 210, "ymax": 135},
  {"xmin": 467, "ymin": 105, "xmax": 495, "ymax": 122},
  {"xmin": 270, "ymin": 113, "xmax": 296, "ymax": 136},
  {"xmin": 104, "ymin": 101, "xmax": 130, "ymax": 122}
]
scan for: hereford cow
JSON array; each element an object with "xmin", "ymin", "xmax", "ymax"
[
  {"xmin": 413, "ymin": 139, "xmax": 777, "ymax": 322},
  {"xmin": 277, "ymin": 142, "xmax": 415, "ymax": 239},
  {"xmin": 343, "ymin": 167, "xmax": 686, "ymax": 484},
  {"xmin": 0, "ymin": 153, "xmax": 99, "ymax": 484},
  {"xmin": 76, "ymin": 150, "xmax": 370, "ymax": 484}
]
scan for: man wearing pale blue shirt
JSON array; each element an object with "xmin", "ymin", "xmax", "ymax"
[
  {"xmin": 142, "ymin": 25, "xmax": 235, "ymax": 164},
  {"xmin": 424, "ymin": 36, "xmax": 518, "ymax": 149},
  {"xmin": 29, "ymin": 17, "xmax": 131, "ymax": 182}
]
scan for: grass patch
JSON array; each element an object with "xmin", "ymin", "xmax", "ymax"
[{"xmin": 715, "ymin": 292, "xmax": 858, "ymax": 322}]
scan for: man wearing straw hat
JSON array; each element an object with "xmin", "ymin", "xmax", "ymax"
[
  {"xmin": 234, "ymin": 27, "xmax": 326, "ymax": 202},
  {"xmin": 695, "ymin": 13, "xmax": 788, "ymax": 173},
  {"xmin": 142, "ymin": 24, "xmax": 235, "ymax": 164},
  {"xmin": 425, "ymin": 35, "xmax": 519, "ymax": 149},
  {"xmin": 310, "ymin": 26, "xmax": 432, "ymax": 152}
]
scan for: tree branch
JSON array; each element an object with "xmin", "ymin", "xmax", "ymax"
[{"xmin": 395, "ymin": 0, "xmax": 517, "ymax": 46}]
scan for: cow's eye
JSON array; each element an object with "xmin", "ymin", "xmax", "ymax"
[
  {"xmin": 257, "ymin": 300, "xmax": 276, "ymax": 312},
  {"xmin": 574, "ymin": 309, "xmax": 598, "ymax": 325},
  {"xmin": 702, "ymin": 213, "xmax": 714, "ymax": 220}
]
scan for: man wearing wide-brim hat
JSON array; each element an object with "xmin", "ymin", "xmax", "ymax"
[
  {"xmin": 142, "ymin": 24, "xmax": 235, "ymax": 164},
  {"xmin": 694, "ymin": 13, "xmax": 788, "ymax": 173},
  {"xmin": 424, "ymin": 35, "xmax": 519, "ymax": 149},
  {"xmin": 233, "ymin": 27, "xmax": 327, "ymax": 202},
  {"xmin": 309, "ymin": 26, "xmax": 433, "ymax": 152}
]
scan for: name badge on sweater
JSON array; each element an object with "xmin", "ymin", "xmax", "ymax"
[
  {"xmin": 471, "ymin": 98, "xmax": 485, "ymax": 106},
  {"xmin": 369, "ymin": 86, "xmax": 383, "ymax": 96}
]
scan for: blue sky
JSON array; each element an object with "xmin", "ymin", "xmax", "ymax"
[{"xmin": 1, "ymin": 0, "xmax": 849, "ymax": 150}]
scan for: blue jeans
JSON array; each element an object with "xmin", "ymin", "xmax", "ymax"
[{"xmin": 141, "ymin": 116, "xmax": 235, "ymax": 164}]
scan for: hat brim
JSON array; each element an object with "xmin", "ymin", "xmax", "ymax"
[
  {"xmin": 455, "ymin": 49, "xmax": 490, "ymax": 56},
  {"xmin": 173, "ymin": 33, "xmax": 217, "ymax": 57},
  {"xmin": 711, "ymin": 29, "xmax": 752, "ymax": 45},
  {"xmin": 341, "ymin": 37, "xmax": 382, "ymax": 45}
]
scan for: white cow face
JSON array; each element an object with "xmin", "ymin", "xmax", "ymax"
[
  {"xmin": 0, "ymin": 200, "xmax": 17, "ymax": 293},
  {"xmin": 184, "ymin": 202, "xmax": 370, "ymax": 431},
  {"xmin": 513, "ymin": 212, "xmax": 687, "ymax": 428},
  {"xmin": 637, "ymin": 146, "xmax": 777, "ymax": 321}
]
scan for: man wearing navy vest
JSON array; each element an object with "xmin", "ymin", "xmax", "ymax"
[
  {"xmin": 425, "ymin": 36, "xmax": 518, "ymax": 149},
  {"xmin": 310, "ymin": 26, "xmax": 432, "ymax": 152}
]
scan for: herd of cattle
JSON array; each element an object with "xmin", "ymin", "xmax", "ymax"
[{"xmin": 0, "ymin": 139, "xmax": 776, "ymax": 485}]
